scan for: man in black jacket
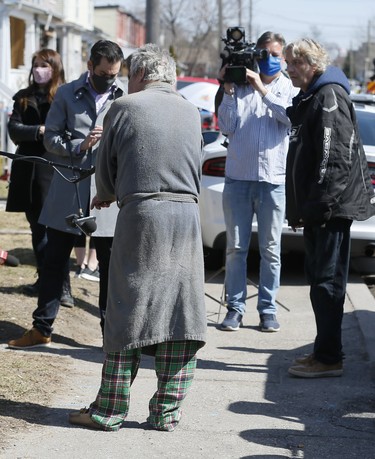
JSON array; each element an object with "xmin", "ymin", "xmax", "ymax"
[{"xmin": 285, "ymin": 38, "xmax": 375, "ymax": 378}]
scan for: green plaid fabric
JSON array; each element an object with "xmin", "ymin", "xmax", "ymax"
[
  {"xmin": 147, "ymin": 340, "xmax": 199, "ymax": 431},
  {"xmin": 89, "ymin": 340, "xmax": 200, "ymax": 431},
  {"xmin": 90, "ymin": 348, "xmax": 141, "ymax": 431}
]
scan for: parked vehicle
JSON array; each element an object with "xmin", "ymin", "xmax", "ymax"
[
  {"xmin": 176, "ymin": 76, "xmax": 218, "ymax": 90},
  {"xmin": 199, "ymin": 96, "xmax": 375, "ymax": 273},
  {"xmin": 178, "ymin": 80, "xmax": 220, "ymax": 131}
]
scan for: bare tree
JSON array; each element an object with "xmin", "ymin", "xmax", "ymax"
[
  {"xmin": 309, "ymin": 25, "xmax": 323, "ymax": 43},
  {"xmin": 161, "ymin": 0, "xmax": 186, "ymax": 43},
  {"xmin": 129, "ymin": 0, "xmax": 252, "ymax": 77},
  {"xmin": 157, "ymin": 0, "xmax": 219, "ymax": 76},
  {"xmin": 183, "ymin": 1, "xmax": 218, "ymax": 74}
]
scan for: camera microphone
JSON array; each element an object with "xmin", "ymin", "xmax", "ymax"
[
  {"xmin": 65, "ymin": 214, "xmax": 97, "ymax": 236},
  {"xmin": 220, "ymin": 49, "xmax": 230, "ymax": 60}
]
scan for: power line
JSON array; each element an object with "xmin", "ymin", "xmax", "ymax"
[{"xmin": 255, "ymin": 8, "xmax": 375, "ymax": 31}]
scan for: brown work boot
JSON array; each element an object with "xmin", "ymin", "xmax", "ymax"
[
  {"xmin": 293, "ymin": 353, "xmax": 315, "ymax": 365},
  {"xmin": 288, "ymin": 358, "xmax": 343, "ymax": 378},
  {"xmin": 8, "ymin": 328, "xmax": 51, "ymax": 349},
  {"xmin": 68, "ymin": 408, "xmax": 103, "ymax": 430}
]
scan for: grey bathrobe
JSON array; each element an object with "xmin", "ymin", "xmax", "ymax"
[{"xmin": 95, "ymin": 82, "xmax": 207, "ymax": 353}]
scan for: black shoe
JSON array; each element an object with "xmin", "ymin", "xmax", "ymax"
[
  {"xmin": 259, "ymin": 314, "xmax": 280, "ymax": 332},
  {"xmin": 23, "ymin": 279, "xmax": 40, "ymax": 297},
  {"xmin": 60, "ymin": 291, "xmax": 74, "ymax": 308},
  {"xmin": 74, "ymin": 265, "xmax": 85, "ymax": 278},
  {"xmin": 220, "ymin": 310, "xmax": 243, "ymax": 331}
]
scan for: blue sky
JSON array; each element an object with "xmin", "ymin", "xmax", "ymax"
[
  {"xmin": 95, "ymin": 0, "xmax": 375, "ymax": 51},
  {"xmin": 250, "ymin": 0, "xmax": 374, "ymax": 51}
]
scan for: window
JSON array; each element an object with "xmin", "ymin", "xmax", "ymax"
[{"xmin": 10, "ymin": 16, "xmax": 25, "ymax": 69}]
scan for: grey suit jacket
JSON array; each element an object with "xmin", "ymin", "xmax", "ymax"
[{"xmin": 40, "ymin": 72, "xmax": 125, "ymax": 236}]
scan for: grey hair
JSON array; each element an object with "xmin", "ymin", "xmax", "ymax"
[
  {"xmin": 285, "ymin": 38, "xmax": 330, "ymax": 74},
  {"xmin": 130, "ymin": 43, "xmax": 176, "ymax": 85}
]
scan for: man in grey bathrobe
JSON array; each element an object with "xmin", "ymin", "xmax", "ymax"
[{"xmin": 69, "ymin": 44, "xmax": 207, "ymax": 432}]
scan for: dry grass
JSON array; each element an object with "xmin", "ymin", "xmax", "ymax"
[
  {"xmin": 0, "ymin": 179, "xmax": 8, "ymax": 200},
  {"xmin": 0, "ymin": 203, "xmax": 101, "ymax": 450}
]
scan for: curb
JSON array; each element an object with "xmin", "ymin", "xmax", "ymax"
[{"xmin": 347, "ymin": 275, "xmax": 375, "ymax": 380}]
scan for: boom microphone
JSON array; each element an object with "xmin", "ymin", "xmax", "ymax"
[
  {"xmin": 0, "ymin": 150, "xmax": 95, "ymax": 183},
  {"xmin": 65, "ymin": 214, "xmax": 97, "ymax": 236}
]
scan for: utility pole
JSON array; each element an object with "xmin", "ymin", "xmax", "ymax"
[
  {"xmin": 238, "ymin": 0, "xmax": 242, "ymax": 26},
  {"xmin": 365, "ymin": 20, "xmax": 372, "ymax": 80},
  {"xmin": 248, "ymin": 0, "xmax": 253, "ymax": 42},
  {"xmin": 349, "ymin": 42, "xmax": 354, "ymax": 81},
  {"xmin": 146, "ymin": 0, "xmax": 160, "ymax": 44},
  {"xmin": 217, "ymin": 0, "xmax": 223, "ymax": 54}
]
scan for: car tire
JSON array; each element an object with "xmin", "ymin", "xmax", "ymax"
[{"xmin": 203, "ymin": 247, "xmax": 225, "ymax": 270}]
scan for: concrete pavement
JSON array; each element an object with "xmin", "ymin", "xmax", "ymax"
[{"xmin": 1, "ymin": 266, "xmax": 375, "ymax": 458}]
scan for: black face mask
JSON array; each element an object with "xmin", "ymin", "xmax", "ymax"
[{"xmin": 90, "ymin": 73, "xmax": 116, "ymax": 94}]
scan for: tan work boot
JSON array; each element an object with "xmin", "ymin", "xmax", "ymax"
[
  {"xmin": 8, "ymin": 328, "xmax": 51, "ymax": 349},
  {"xmin": 293, "ymin": 353, "xmax": 315, "ymax": 365},
  {"xmin": 69, "ymin": 408, "xmax": 103, "ymax": 430},
  {"xmin": 288, "ymin": 358, "xmax": 343, "ymax": 378}
]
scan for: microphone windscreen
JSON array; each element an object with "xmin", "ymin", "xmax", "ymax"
[
  {"xmin": 220, "ymin": 49, "xmax": 230, "ymax": 60},
  {"xmin": 81, "ymin": 219, "xmax": 97, "ymax": 235},
  {"xmin": 5, "ymin": 253, "xmax": 20, "ymax": 267}
]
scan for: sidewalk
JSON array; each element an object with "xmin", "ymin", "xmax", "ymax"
[{"xmin": 1, "ymin": 268, "xmax": 375, "ymax": 458}]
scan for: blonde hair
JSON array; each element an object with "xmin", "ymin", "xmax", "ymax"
[{"xmin": 285, "ymin": 38, "xmax": 330, "ymax": 74}]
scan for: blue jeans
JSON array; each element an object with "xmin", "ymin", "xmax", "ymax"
[
  {"xmin": 304, "ymin": 218, "xmax": 352, "ymax": 364},
  {"xmin": 222, "ymin": 178, "xmax": 285, "ymax": 316}
]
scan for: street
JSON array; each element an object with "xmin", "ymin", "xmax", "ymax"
[{"xmin": 1, "ymin": 255, "xmax": 375, "ymax": 458}]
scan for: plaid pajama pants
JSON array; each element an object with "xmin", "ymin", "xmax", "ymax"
[{"xmin": 89, "ymin": 340, "xmax": 200, "ymax": 431}]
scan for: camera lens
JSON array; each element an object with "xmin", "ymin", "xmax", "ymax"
[{"xmin": 227, "ymin": 27, "xmax": 245, "ymax": 42}]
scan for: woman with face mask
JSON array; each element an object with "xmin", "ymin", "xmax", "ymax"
[{"xmin": 6, "ymin": 49, "xmax": 72, "ymax": 304}]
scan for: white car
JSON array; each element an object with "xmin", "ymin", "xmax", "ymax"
[{"xmin": 199, "ymin": 96, "xmax": 375, "ymax": 272}]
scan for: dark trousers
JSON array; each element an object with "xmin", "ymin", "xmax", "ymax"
[
  {"xmin": 25, "ymin": 208, "xmax": 70, "ymax": 292},
  {"xmin": 92, "ymin": 236, "xmax": 113, "ymax": 332},
  {"xmin": 32, "ymin": 228, "xmax": 76, "ymax": 336},
  {"xmin": 32, "ymin": 229, "xmax": 113, "ymax": 336},
  {"xmin": 303, "ymin": 218, "xmax": 352, "ymax": 365},
  {"xmin": 25, "ymin": 206, "xmax": 48, "ymax": 271}
]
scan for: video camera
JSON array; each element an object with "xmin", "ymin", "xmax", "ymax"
[{"xmin": 220, "ymin": 27, "xmax": 269, "ymax": 84}]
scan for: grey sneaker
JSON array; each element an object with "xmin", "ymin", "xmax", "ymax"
[
  {"xmin": 259, "ymin": 314, "xmax": 280, "ymax": 332},
  {"xmin": 80, "ymin": 267, "xmax": 100, "ymax": 282},
  {"xmin": 220, "ymin": 310, "xmax": 243, "ymax": 331}
]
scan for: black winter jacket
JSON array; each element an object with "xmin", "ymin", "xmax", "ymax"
[
  {"xmin": 286, "ymin": 66, "xmax": 375, "ymax": 228},
  {"xmin": 6, "ymin": 86, "xmax": 52, "ymax": 212}
]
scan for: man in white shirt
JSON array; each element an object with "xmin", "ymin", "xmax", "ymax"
[{"xmin": 218, "ymin": 31, "xmax": 297, "ymax": 332}]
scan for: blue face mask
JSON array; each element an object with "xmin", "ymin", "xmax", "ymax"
[{"xmin": 257, "ymin": 55, "xmax": 282, "ymax": 76}]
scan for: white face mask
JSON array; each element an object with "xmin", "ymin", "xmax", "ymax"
[{"xmin": 33, "ymin": 66, "xmax": 52, "ymax": 84}]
